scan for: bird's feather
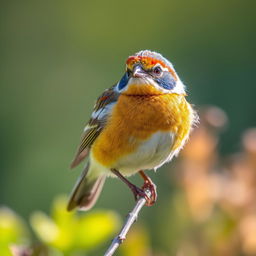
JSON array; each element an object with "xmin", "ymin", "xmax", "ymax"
[
  {"xmin": 67, "ymin": 163, "xmax": 106, "ymax": 211},
  {"xmin": 70, "ymin": 86, "xmax": 119, "ymax": 168}
]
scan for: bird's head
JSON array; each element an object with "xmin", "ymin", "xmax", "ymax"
[{"xmin": 116, "ymin": 50, "xmax": 186, "ymax": 96}]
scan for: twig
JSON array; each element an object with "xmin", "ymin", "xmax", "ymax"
[{"xmin": 104, "ymin": 191, "xmax": 150, "ymax": 256}]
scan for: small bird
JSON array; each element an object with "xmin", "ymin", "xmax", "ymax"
[{"xmin": 67, "ymin": 50, "xmax": 197, "ymax": 211}]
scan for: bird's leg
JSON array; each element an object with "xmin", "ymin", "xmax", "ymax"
[
  {"xmin": 111, "ymin": 169, "xmax": 151, "ymax": 204},
  {"xmin": 139, "ymin": 170, "xmax": 157, "ymax": 206}
]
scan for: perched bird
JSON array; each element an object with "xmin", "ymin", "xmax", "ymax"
[{"xmin": 67, "ymin": 50, "xmax": 197, "ymax": 211}]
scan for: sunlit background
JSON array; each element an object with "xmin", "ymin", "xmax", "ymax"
[{"xmin": 1, "ymin": 0, "xmax": 256, "ymax": 255}]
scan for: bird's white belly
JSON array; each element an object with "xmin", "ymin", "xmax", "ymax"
[{"xmin": 114, "ymin": 131, "xmax": 176, "ymax": 176}]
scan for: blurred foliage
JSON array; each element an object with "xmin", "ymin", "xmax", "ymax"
[
  {"xmin": 0, "ymin": 208, "xmax": 29, "ymax": 256},
  {"xmin": 1, "ymin": 196, "xmax": 121, "ymax": 256},
  {"xmin": 30, "ymin": 195, "xmax": 121, "ymax": 253}
]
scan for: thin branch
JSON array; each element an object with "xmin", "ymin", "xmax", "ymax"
[{"xmin": 104, "ymin": 191, "xmax": 150, "ymax": 256}]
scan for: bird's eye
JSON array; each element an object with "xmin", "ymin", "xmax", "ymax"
[{"xmin": 152, "ymin": 66, "xmax": 162, "ymax": 76}]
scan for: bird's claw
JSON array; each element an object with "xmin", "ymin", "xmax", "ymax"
[
  {"xmin": 141, "ymin": 180, "xmax": 157, "ymax": 206},
  {"xmin": 130, "ymin": 182, "xmax": 157, "ymax": 206}
]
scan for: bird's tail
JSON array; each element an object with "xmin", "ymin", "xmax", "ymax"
[{"xmin": 67, "ymin": 163, "xmax": 106, "ymax": 211}]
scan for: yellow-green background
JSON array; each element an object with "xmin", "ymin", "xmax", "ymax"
[{"xmin": 1, "ymin": 0, "xmax": 256, "ymax": 255}]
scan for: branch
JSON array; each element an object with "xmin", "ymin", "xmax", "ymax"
[{"xmin": 104, "ymin": 190, "xmax": 150, "ymax": 256}]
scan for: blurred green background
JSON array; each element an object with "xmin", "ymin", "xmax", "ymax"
[{"xmin": 1, "ymin": 0, "xmax": 256, "ymax": 255}]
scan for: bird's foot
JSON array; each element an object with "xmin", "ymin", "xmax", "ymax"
[
  {"xmin": 129, "ymin": 181, "xmax": 157, "ymax": 206},
  {"xmin": 111, "ymin": 168, "xmax": 157, "ymax": 206},
  {"xmin": 139, "ymin": 170, "xmax": 157, "ymax": 206},
  {"xmin": 128, "ymin": 183, "xmax": 152, "ymax": 205},
  {"xmin": 141, "ymin": 179, "xmax": 157, "ymax": 206}
]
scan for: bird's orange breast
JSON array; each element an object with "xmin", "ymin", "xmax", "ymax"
[{"xmin": 91, "ymin": 84, "xmax": 193, "ymax": 167}]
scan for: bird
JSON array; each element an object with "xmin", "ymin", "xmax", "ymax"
[{"xmin": 67, "ymin": 50, "xmax": 197, "ymax": 211}]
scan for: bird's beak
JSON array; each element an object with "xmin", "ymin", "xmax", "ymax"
[{"xmin": 132, "ymin": 65, "xmax": 147, "ymax": 78}]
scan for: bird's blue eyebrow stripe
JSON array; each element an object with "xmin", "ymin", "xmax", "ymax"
[
  {"xmin": 118, "ymin": 72, "xmax": 129, "ymax": 90},
  {"xmin": 155, "ymin": 75, "xmax": 176, "ymax": 90}
]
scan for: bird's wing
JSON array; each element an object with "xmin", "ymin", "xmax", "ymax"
[{"xmin": 70, "ymin": 86, "xmax": 119, "ymax": 168}]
